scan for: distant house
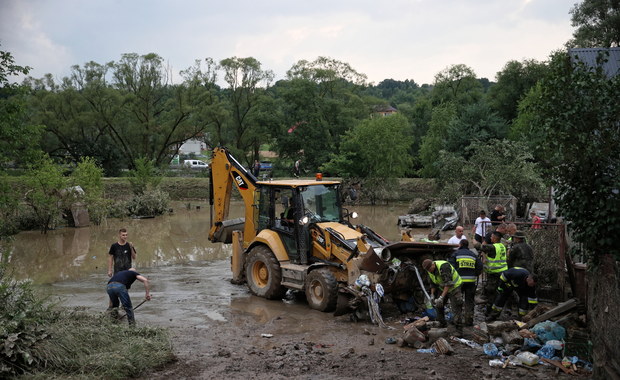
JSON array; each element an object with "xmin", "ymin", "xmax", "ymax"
[
  {"xmin": 372, "ymin": 105, "xmax": 398, "ymax": 118},
  {"xmin": 179, "ymin": 138, "xmax": 206, "ymax": 156}
]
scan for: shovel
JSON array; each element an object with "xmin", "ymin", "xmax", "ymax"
[
  {"xmin": 117, "ymin": 298, "xmax": 148, "ymax": 320},
  {"xmin": 413, "ymin": 265, "xmax": 437, "ymax": 319}
]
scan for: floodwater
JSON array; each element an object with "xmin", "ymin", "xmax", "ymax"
[{"xmin": 6, "ymin": 201, "xmax": 442, "ymax": 326}]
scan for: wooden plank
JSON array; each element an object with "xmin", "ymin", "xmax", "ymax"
[
  {"xmin": 522, "ymin": 298, "xmax": 578, "ymax": 329},
  {"xmin": 541, "ymin": 358, "xmax": 576, "ymax": 375}
]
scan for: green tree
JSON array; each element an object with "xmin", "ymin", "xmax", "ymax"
[
  {"xmin": 23, "ymin": 156, "xmax": 69, "ymax": 233},
  {"xmin": 444, "ymin": 101, "xmax": 507, "ymax": 156},
  {"xmin": 417, "ymin": 103, "xmax": 457, "ymax": 177},
  {"xmin": 0, "ymin": 47, "xmax": 43, "ymax": 168},
  {"xmin": 322, "ymin": 114, "xmax": 413, "ymax": 204},
  {"xmin": 431, "ymin": 64, "xmax": 483, "ymax": 107},
  {"xmin": 0, "ymin": 47, "xmax": 43, "ymax": 241},
  {"xmin": 487, "ymin": 59, "xmax": 549, "ymax": 122},
  {"xmin": 569, "ymin": 0, "xmax": 620, "ymax": 47},
  {"xmin": 521, "ymin": 49, "xmax": 620, "ymax": 379},
  {"xmin": 70, "ymin": 157, "xmax": 110, "ymax": 224},
  {"xmin": 272, "ymin": 57, "xmax": 369, "ymax": 172},
  {"xmin": 219, "ymin": 57, "xmax": 274, "ymax": 163},
  {"xmin": 436, "ymin": 139, "xmax": 545, "ymax": 203}
]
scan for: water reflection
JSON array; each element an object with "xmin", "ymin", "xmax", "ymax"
[{"xmin": 7, "ymin": 201, "xmax": 435, "ymax": 285}]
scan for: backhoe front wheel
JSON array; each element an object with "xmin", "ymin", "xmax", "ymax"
[
  {"xmin": 305, "ymin": 268, "xmax": 338, "ymax": 312},
  {"xmin": 245, "ymin": 245, "xmax": 286, "ymax": 300}
]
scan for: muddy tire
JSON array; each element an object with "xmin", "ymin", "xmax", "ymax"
[
  {"xmin": 245, "ymin": 245, "xmax": 286, "ymax": 300},
  {"xmin": 305, "ymin": 268, "xmax": 338, "ymax": 312}
]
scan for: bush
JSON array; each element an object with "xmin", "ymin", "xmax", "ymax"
[{"xmin": 125, "ymin": 189, "xmax": 170, "ymax": 217}]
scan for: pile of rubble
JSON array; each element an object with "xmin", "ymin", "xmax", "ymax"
[{"xmin": 388, "ymin": 298, "xmax": 592, "ymax": 375}]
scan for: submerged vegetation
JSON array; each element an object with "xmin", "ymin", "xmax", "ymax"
[{"xmin": 0, "ymin": 264, "xmax": 174, "ymax": 379}]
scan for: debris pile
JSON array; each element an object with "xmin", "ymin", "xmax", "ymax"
[{"xmin": 385, "ymin": 297, "xmax": 592, "ymax": 376}]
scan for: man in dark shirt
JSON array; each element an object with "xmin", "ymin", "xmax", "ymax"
[
  {"xmin": 107, "ymin": 228, "xmax": 137, "ymax": 277},
  {"xmin": 487, "ymin": 267, "xmax": 538, "ymax": 321},
  {"xmin": 507, "ymin": 231, "xmax": 534, "ymax": 271},
  {"xmin": 107, "ymin": 268, "xmax": 151, "ymax": 325},
  {"xmin": 490, "ymin": 204, "xmax": 506, "ymax": 226}
]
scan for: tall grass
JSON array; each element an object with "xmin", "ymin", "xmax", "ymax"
[{"xmin": 0, "ymin": 265, "xmax": 174, "ymax": 379}]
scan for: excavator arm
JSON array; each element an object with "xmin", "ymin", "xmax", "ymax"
[{"xmin": 209, "ymin": 146, "xmax": 259, "ymax": 245}]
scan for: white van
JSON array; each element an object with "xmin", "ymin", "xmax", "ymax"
[{"xmin": 183, "ymin": 160, "xmax": 209, "ymax": 170}]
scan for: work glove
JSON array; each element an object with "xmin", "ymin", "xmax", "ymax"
[{"xmin": 434, "ymin": 296, "xmax": 444, "ymax": 309}]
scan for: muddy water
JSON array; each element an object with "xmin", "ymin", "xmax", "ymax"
[{"xmin": 7, "ymin": 201, "xmax": 444, "ymax": 325}]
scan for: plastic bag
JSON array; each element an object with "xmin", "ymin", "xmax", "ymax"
[
  {"xmin": 523, "ymin": 337, "xmax": 542, "ymax": 349},
  {"xmin": 483, "ymin": 343, "xmax": 499, "ymax": 357},
  {"xmin": 536, "ymin": 344, "xmax": 556, "ymax": 359},
  {"xmin": 531, "ymin": 320, "xmax": 566, "ymax": 343},
  {"xmin": 489, "ymin": 359, "xmax": 504, "ymax": 367}
]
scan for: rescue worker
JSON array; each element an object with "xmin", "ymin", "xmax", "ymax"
[
  {"xmin": 487, "ymin": 267, "xmax": 538, "ymax": 321},
  {"xmin": 480, "ymin": 231, "xmax": 508, "ymax": 315},
  {"xmin": 448, "ymin": 239, "xmax": 482, "ymax": 326},
  {"xmin": 422, "ymin": 259, "xmax": 463, "ymax": 327},
  {"xmin": 507, "ymin": 230, "xmax": 534, "ymax": 271}
]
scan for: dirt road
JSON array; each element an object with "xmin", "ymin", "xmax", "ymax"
[{"xmin": 45, "ymin": 260, "xmax": 559, "ymax": 379}]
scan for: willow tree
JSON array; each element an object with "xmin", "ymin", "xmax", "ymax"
[{"xmin": 218, "ymin": 57, "xmax": 274, "ymax": 163}]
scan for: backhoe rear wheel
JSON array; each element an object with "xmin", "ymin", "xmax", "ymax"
[
  {"xmin": 245, "ymin": 245, "xmax": 286, "ymax": 300},
  {"xmin": 305, "ymin": 268, "xmax": 338, "ymax": 312}
]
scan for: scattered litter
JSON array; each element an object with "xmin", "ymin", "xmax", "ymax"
[
  {"xmin": 523, "ymin": 337, "xmax": 542, "ymax": 349},
  {"xmin": 536, "ymin": 344, "xmax": 558, "ymax": 359},
  {"xmin": 483, "ymin": 343, "xmax": 499, "ymax": 357},
  {"xmin": 516, "ymin": 351, "xmax": 540, "ymax": 366},
  {"xmin": 488, "ymin": 359, "xmax": 504, "ymax": 367},
  {"xmin": 261, "ymin": 333, "xmax": 273, "ymax": 338},
  {"xmin": 450, "ymin": 336, "xmax": 482, "ymax": 349},
  {"xmin": 416, "ymin": 348, "xmax": 436, "ymax": 354},
  {"xmin": 546, "ymin": 340, "xmax": 564, "ymax": 350},
  {"xmin": 431, "ymin": 337, "xmax": 454, "ymax": 355},
  {"xmin": 385, "ymin": 337, "xmax": 397, "ymax": 344}
]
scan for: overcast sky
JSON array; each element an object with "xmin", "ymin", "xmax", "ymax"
[{"xmin": 1, "ymin": 0, "xmax": 576, "ymax": 86}]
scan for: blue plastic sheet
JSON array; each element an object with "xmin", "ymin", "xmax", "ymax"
[{"xmin": 531, "ymin": 320, "xmax": 566, "ymax": 343}]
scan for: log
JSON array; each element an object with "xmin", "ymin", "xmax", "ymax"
[{"xmin": 522, "ymin": 298, "xmax": 578, "ymax": 330}]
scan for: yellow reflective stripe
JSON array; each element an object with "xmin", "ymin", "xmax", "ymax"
[{"xmin": 528, "ymin": 298, "xmax": 538, "ymax": 304}]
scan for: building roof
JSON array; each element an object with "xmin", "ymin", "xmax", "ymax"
[{"xmin": 569, "ymin": 47, "xmax": 620, "ymax": 78}]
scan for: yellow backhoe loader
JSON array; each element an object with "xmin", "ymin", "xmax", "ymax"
[{"xmin": 209, "ymin": 147, "xmax": 456, "ymax": 314}]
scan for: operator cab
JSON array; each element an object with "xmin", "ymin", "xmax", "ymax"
[{"xmin": 256, "ymin": 183, "xmax": 345, "ymax": 264}]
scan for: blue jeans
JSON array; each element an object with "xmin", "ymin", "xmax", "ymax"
[{"xmin": 107, "ymin": 282, "xmax": 134, "ymax": 325}]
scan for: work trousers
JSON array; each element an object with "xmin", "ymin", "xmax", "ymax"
[
  {"xmin": 107, "ymin": 282, "xmax": 134, "ymax": 325},
  {"xmin": 492, "ymin": 284, "xmax": 530, "ymax": 319},
  {"xmin": 437, "ymin": 286, "xmax": 463, "ymax": 326},
  {"xmin": 483, "ymin": 272, "xmax": 502, "ymax": 314},
  {"xmin": 461, "ymin": 282, "xmax": 476, "ymax": 325}
]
